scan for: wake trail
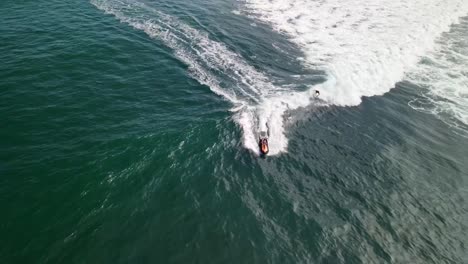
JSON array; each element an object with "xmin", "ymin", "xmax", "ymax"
[{"xmin": 92, "ymin": 0, "xmax": 318, "ymax": 155}]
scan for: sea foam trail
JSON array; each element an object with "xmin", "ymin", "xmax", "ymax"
[
  {"xmin": 243, "ymin": 0, "xmax": 468, "ymax": 106},
  {"xmin": 91, "ymin": 0, "xmax": 317, "ymax": 155}
]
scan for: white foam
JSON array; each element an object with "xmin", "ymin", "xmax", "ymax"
[
  {"xmin": 243, "ymin": 0, "xmax": 468, "ymax": 106},
  {"xmin": 407, "ymin": 18, "xmax": 468, "ymax": 137}
]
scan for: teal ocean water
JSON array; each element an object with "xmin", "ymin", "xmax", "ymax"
[{"xmin": 1, "ymin": 0, "xmax": 467, "ymax": 263}]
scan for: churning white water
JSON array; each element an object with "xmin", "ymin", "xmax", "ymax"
[{"xmin": 242, "ymin": 0, "xmax": 468, "ymax": 105}]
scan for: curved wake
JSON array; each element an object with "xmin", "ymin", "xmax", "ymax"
[{"xmin": 92, "ymin": 0, "xmax": 326, "ymax": 155}]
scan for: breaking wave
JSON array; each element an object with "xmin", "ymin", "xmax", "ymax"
[{"xmin": 242, "ymin": 0, "xmax": 468, "ymax": 106}]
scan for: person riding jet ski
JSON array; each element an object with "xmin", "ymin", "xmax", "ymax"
[{"xmin": 258, "ymin": 131, "xmax": 269, "ymax": 155}]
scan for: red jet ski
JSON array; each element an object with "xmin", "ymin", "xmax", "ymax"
[{"xmin": 258, "ymin": 131, "xmax": 269, "ymax": 155}]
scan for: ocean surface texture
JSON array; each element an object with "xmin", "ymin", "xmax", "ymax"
[{"xmin": 1, "ymin": 0, "xmax": 468, "ymax": 263}]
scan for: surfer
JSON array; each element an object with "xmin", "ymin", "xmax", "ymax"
[{"xmin": 314, "ymin": 90, "xmax": 320, "ymax": 97}]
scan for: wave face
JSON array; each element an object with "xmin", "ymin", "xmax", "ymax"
[{"xmin": 243, "ymin": 0, "xmax": 468, "ymax": 106}]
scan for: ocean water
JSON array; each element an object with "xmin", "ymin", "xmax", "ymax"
[{"xmin": 1, "ymin": 0, "xmax": 467, "ymax": 263}]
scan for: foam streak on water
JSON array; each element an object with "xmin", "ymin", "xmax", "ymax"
[{"xmin": 242, "ymin": 0, "xmax": 468, "ymax": 107}]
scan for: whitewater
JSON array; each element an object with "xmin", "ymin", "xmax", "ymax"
[{"xmin": 92, "ymin": 0, "xmax": 468, "ymax": 154}]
